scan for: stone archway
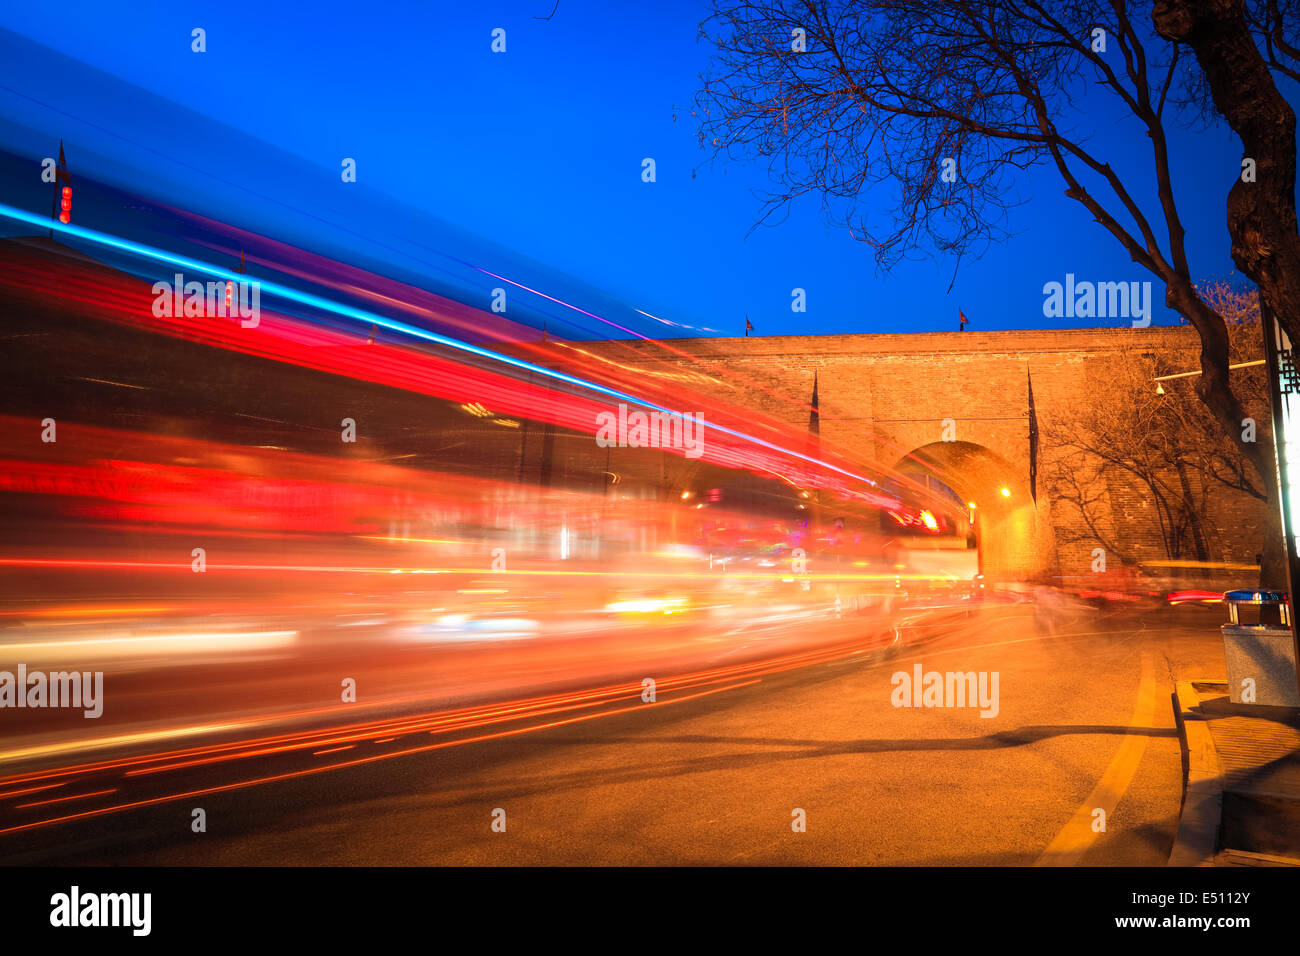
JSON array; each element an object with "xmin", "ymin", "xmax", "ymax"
[{"xmin": 892, "ymin": 441, "xmax": 1050, "ymax": 581}]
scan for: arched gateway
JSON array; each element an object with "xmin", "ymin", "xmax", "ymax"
[{"xmin": 580, "ymin": 327, "xmax": 1271, "ymax": 581}]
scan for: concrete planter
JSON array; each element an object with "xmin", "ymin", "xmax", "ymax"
[{"xmin": 1221, "ymin": 625, "xmax": 1300, "ymax": 707}]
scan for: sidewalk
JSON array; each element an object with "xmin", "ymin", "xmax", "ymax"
[{"xmin": 1171, "ymin": 681, "xmax": 1300, "ymax": 865}]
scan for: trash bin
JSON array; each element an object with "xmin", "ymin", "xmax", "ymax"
[{"xmin": 1221, "ymin": 590, "xmax": 1300, "ymax": 707}]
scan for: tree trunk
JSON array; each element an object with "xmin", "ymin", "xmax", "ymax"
[
  {"xmin": 1261, "ymin": 472, "xmax": 1288, "ymax": 588},
  {"xmin": 1163, "ymin": 271, "xmax": 1271, "ymax": 482},
  {"xmin": 1153, "ymin": 1, "xmax": 1299, "ymax": 595},
  {"xmin": 1153, "ymin": 0, "xmax": 1300, "ymax": 354}
]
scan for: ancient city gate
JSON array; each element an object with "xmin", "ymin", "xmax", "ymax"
[{"xmin": 582, "ymin": 326, "xmax": 1267, "ymax": 580}]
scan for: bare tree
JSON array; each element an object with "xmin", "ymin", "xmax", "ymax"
[
  {"xmin": 695, "ymin": 0, "xmax": 1290, "ymax": 489},
  {"xmin": 1153, "ymin": 1, "xmax": 1300, "ymax": 394},
  {"xmin": 1168, "ymin": 282, "xmax": 1271, "ymax": 499},
  {"xmin": 1044, "ymin": 353, "xmax": 1208, "ymax": 568},
  {"xmin": 1044, "ymin": 281, "xmax": 1268, "ymax": 571}
]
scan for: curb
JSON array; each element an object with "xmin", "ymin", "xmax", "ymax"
[{"xmin": 1168, "ymin": 681, "xmax": 1224, "ymax": 867}]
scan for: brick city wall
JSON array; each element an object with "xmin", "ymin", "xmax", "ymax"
[{"xmin": 580, "ymin": 327, "xmax": 1274, "ymax": 581}]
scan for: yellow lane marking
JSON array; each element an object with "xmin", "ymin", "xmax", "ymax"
[{"xmin": 1035, "ymin": 652, "xmax": 1157, "ymax": 866}]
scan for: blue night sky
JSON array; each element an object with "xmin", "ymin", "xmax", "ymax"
[{"xmin": 0, "ymin": 0, "xmax": 1282, "ymax": 339}]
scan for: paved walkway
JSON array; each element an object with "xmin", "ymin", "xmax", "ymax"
[{"xmin": 1172, "ymin": 681, "xmax": 1300, "ymax": 865}]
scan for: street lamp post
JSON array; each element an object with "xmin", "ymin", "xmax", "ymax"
[{"xmin": 1260, "ymin": 311, "xmax": 1300, "ymax": 697}]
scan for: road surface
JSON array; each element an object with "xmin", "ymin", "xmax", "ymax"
[{"xmin": 0, "ymin": 601, "xmax": 1225, "ymax": 865}]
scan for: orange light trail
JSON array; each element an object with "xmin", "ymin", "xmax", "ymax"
[
  {"xmin": 120, "ymin": 671, "xmax": 759, "ymax": 779},
  {"xmin": 15, "ymin": 788, "xmax": 118, "ymax": 810},
  {"xmin": 0, "ymin": 557, "xmax": 953, "ymax": 584},
  {"xmin": 0, "ymin": 617, "xmax": 908, "ymax": 803},
  {"xmin": 0, "ymin": 782, "xmax": 66, "ymax": 799},
  {"xmin": 0, "ymin": 679, "xmax": 760, "ymax": 836}
]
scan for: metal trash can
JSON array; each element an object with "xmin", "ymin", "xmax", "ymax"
[{"xmin": 1221, "ymin": 590, "xmax": 1300, "ymax": 707}]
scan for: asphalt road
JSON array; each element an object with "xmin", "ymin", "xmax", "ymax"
[{"xmin": 0, "ymin": 601, "xmax": 1227, "ymax": 865}]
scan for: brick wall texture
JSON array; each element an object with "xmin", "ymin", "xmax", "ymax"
[{"xmin": 580, "ymin": 326, "xmax": 1276, "ymax": 582}]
